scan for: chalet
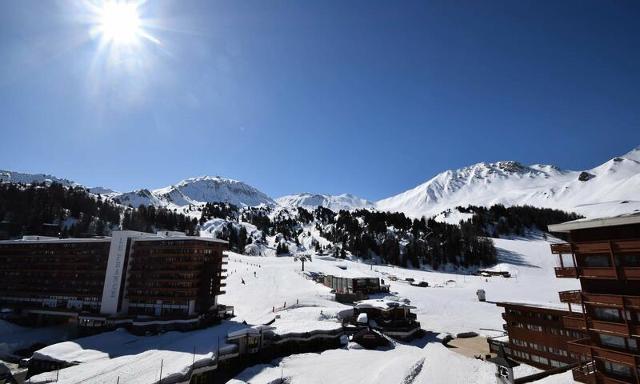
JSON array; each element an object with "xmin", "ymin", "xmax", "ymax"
[
  {"xmin": 352, "ymin": 298, "xmax": 421, "ymax": 340},
  {"xmin": 320, "ymin": 273, "xmax": 389, "ymax": 303}
]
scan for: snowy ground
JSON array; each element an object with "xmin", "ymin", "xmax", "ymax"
[{"xmin": 24, "ymin": 234, "xmax": 579, "ymax": 384}]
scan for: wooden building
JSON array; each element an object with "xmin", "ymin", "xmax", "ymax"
[
  {"xmin": 0, "ymin": 231, "xmax": 228, "ymax": 332},
  {"xmin": 491, "ymin": 302, "xmax": 586, "ymax": 370},
  {"xmin": 548, "ymin": 213, "xmax": 640, "ymax": 383},
  {"xmin": 352, "ymin": 298, "xmax": 421, "ymax": 340},
  {"xmin": 321, "ymin": 274, "xmax": 389, "ymax": 303}
]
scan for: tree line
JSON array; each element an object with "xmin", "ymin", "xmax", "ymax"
[{"xmin": 0, "ymin": 182, "xmax": 198, "ymax": 238}]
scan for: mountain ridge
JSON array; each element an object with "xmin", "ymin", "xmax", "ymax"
[{"xmin": 2, "ymin": 145, "xmax": 639, "ymax": 218}]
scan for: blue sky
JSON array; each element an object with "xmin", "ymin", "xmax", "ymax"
[{"xmin": 0, "ymin": 0, "xmax": 638, "ymax": 200}]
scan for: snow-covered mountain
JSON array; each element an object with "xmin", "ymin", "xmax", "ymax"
[
  {"xmin": 4, "ymin": 146, "xmax": 640, "ymax": 218},
  {"xmin": 0, "ymin": 169, "xmax": 114, "ymax": 195},
  {"xmin": 112, "ymin": 176, "xmax": 275, "ymax": 208},
  {"xmin": 0, "ymin": 169, "xmax": 77, "ymax": 188},
  {"xmin": 376, "ymin": 146, "xmax": 640, "ymax": 219},
  {"xmin": 276, "ymin": 193, "xmax": 374, "ymax": 211}
]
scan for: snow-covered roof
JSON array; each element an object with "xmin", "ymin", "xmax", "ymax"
[
  {"xmin": 496, "ymin": 301, "xmax": 568, "ymax": 312},
  {"xmin": 355, "ymin": 298, "xmax": 416, "ymax": 311},
  {"xmin": 548, "ymin": 212, "xmax": 640, "ymax": 232},
  {"xmin": 0, "ymin": 237, "xmax": 111, "ymax": 244},
  {"xmin": 0, "ymin": 233, "xmax": 228, "ymax": 245}
]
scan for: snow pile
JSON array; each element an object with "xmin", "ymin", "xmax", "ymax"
[
  {"xmin": 229, "ymin": 342, "xmax": 496, "ymax": 384},
  {"xmin": 29, "ymin": 322, "xmax": 248, "ymax": 384}
]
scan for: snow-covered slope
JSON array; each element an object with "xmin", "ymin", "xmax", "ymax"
[
  {"xmin": 112, "ymin": 176, "xmax": 275, "ymax": 208},
  {"xmin": 377, "ymin": 146, "xmax": 640, "ymax": 219},
  {"xmin": 276, "ymin": 193, "xmax": 374, "ymax": 211}
]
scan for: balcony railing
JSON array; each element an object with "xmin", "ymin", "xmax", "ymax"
[
  {"xmin": 550, "ymin": 243, "xmax": 572, "ymax": 254},
  {"xmin": 572, "ymin": 362, "xmax": 597, "ymax": 384},
  {"xmin": 555, "ymin": 266, "xmax": 640, "ymax": 280},
  {"xmin": 589, "ymin": 319, "xmax": 633, "ymax": 336},
  {"xmin": 555, "ymin": 267, "xmax": 578, "ymax": 278},
  {"xmin": 563, "ymin": 314, "xmax": 587, "ymax": 330},
  {"xmin": 568, "ymin": 338, "xmax": 639, "ymax": 369},
  {"xmin": 581, "ymin": 267, "xmax": 618, "ymax": 279},
  {"xmin": 559, "ymin": 290, "xmax": 582, "ymax": 303}
]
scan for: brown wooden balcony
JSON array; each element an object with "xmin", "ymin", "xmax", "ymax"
[
  {"xmin": 572, "ymin": 367, "xmax": 596, "ymax": 384},
  {"xmin": 568, "ymin": 338, "xmax": 593, "ymax": 356},
  {"xmin": 620, "ymin": 267, "xmax": 640, "ymax": 280},
  {"xmin": 559, "ymin": 290, "xmax": 582, "ymax": 303},
  {"xmin": 551, "ymin": 243, "xmax": 572, "ymax": 254},
  {"xmin": 569, "ymin": 338, "xmax": 639, "ymax": 369},
  {"xmin": 571, "ymin": 361, "xmax": 639, "ymax": 384},
  {"xmin": 589, "ymin": 319, "xmax": 633, "ymax": 336},
  {"xmin": 591, "ymin": 346, "xmax": 638, "ymax": 368},
  {"xmin": 564, "ymin": 314, "xmax": 588, "ymax": 330},
  {"xmin": 584, "ymin": 293, "xmax": 640, "ymax": 309},
  {"xmin": 555, "ymin": 267, "xmax": 578, "ymax": 278},
  {"xmin": 580, "ymin": 267, "xmax": 618, "ymax": 279},
  {"xmin": 595, "ymin": 372, "xmax": 636, "ymax": 384}
]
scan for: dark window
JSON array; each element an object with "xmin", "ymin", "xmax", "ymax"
[{"xmin": 582, "ymin": 254, "xmax": 610, "ymax": 267}]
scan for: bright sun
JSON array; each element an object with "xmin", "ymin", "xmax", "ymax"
[{"xmin": 98, "ymin": 2, "xmax": 141, "ymax": 44}]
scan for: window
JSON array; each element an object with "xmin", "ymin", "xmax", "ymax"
[
  {"xmin": 615, "ymin": 253, "xmax": 640, "ymax": 267},
  {"xmin": 593, "ymin": 307, "xmax": 621, "ymax": 322},
  {"xmin": 530, "ymin": 354, "xmax": 549, "ymax": 366},
  {"xmin": 627, "ymin": 338, "xmax": 638, "ymax": 351},
  {"xmin": 599, "ymin": 334, "xmax": 626, "ymax": 349},
  {"xmin": 582, "ymin": 254, "xmax": 610, "ymax": 267},
  {"xmin": 526, "ymin": 324, "xmax": 543, "ymax": 332},
  {"xmin": 603, "ymin": 361, "xmax": 632, "ymax": 378}
]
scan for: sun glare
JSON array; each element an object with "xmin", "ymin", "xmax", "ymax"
[{"xmin": 98, "ymin": 2, "xmax": 141, "ymax": 44}]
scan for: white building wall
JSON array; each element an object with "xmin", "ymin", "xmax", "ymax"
[{"xmin": 99, "ymin": 231, "xmax": 151, "ymax": 315}]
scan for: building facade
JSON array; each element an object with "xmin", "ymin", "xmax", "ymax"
[
  {"xmin": 0, "ymin": 231, "xmax": 228, "ymax": 330},
  {"xmin": 549, "ymin": 213, "xmax": 640, "ymax": 383},
  {"xmin": 491, "ymin": 302, "xmax": 586, "ymax": 370}
]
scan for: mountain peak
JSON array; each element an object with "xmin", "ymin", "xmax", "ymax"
[
  {"xmin": 277, "ymin": 192, "xmax": 374, "ymax": 211},
  {"xmin": 377, "ymin": 146, "xmax": 640, "ymax": 219}
]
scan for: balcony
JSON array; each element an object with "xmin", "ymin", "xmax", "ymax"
[
  {"xmin": 564, "ymin": 314, "xmax": 588, "ymax": 330},
  {"xmin": 580, "ymin": 267, "xmax": 618, "ymax": 280},
  {"xmin": 555, "ymin": 267, "xmax": 578, "ymax": 278},
  {"xmin": 572, "ymin": 365, "xmax": 637, "ymax": 384},
  {"xmin": 550, "ymin": 243, "xmax": 572, "ymax": 254},
  {"xmin": 569, "ymin": 338, "xmax": 639, "ymax": 368},
  {"xmin": 589, "ymin": 319, "xmax": 633, "ymax": 336},
  {"xmin": 620, "ymin": 267, "xmax": 640, "ymax": 280},
  {"xmin": 559, "ymin": 290, "xmax": 582, "ymax": 303},
  {"xmin": 572, "ymin": 365, "xmax": 596, "ymax": 384}
]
